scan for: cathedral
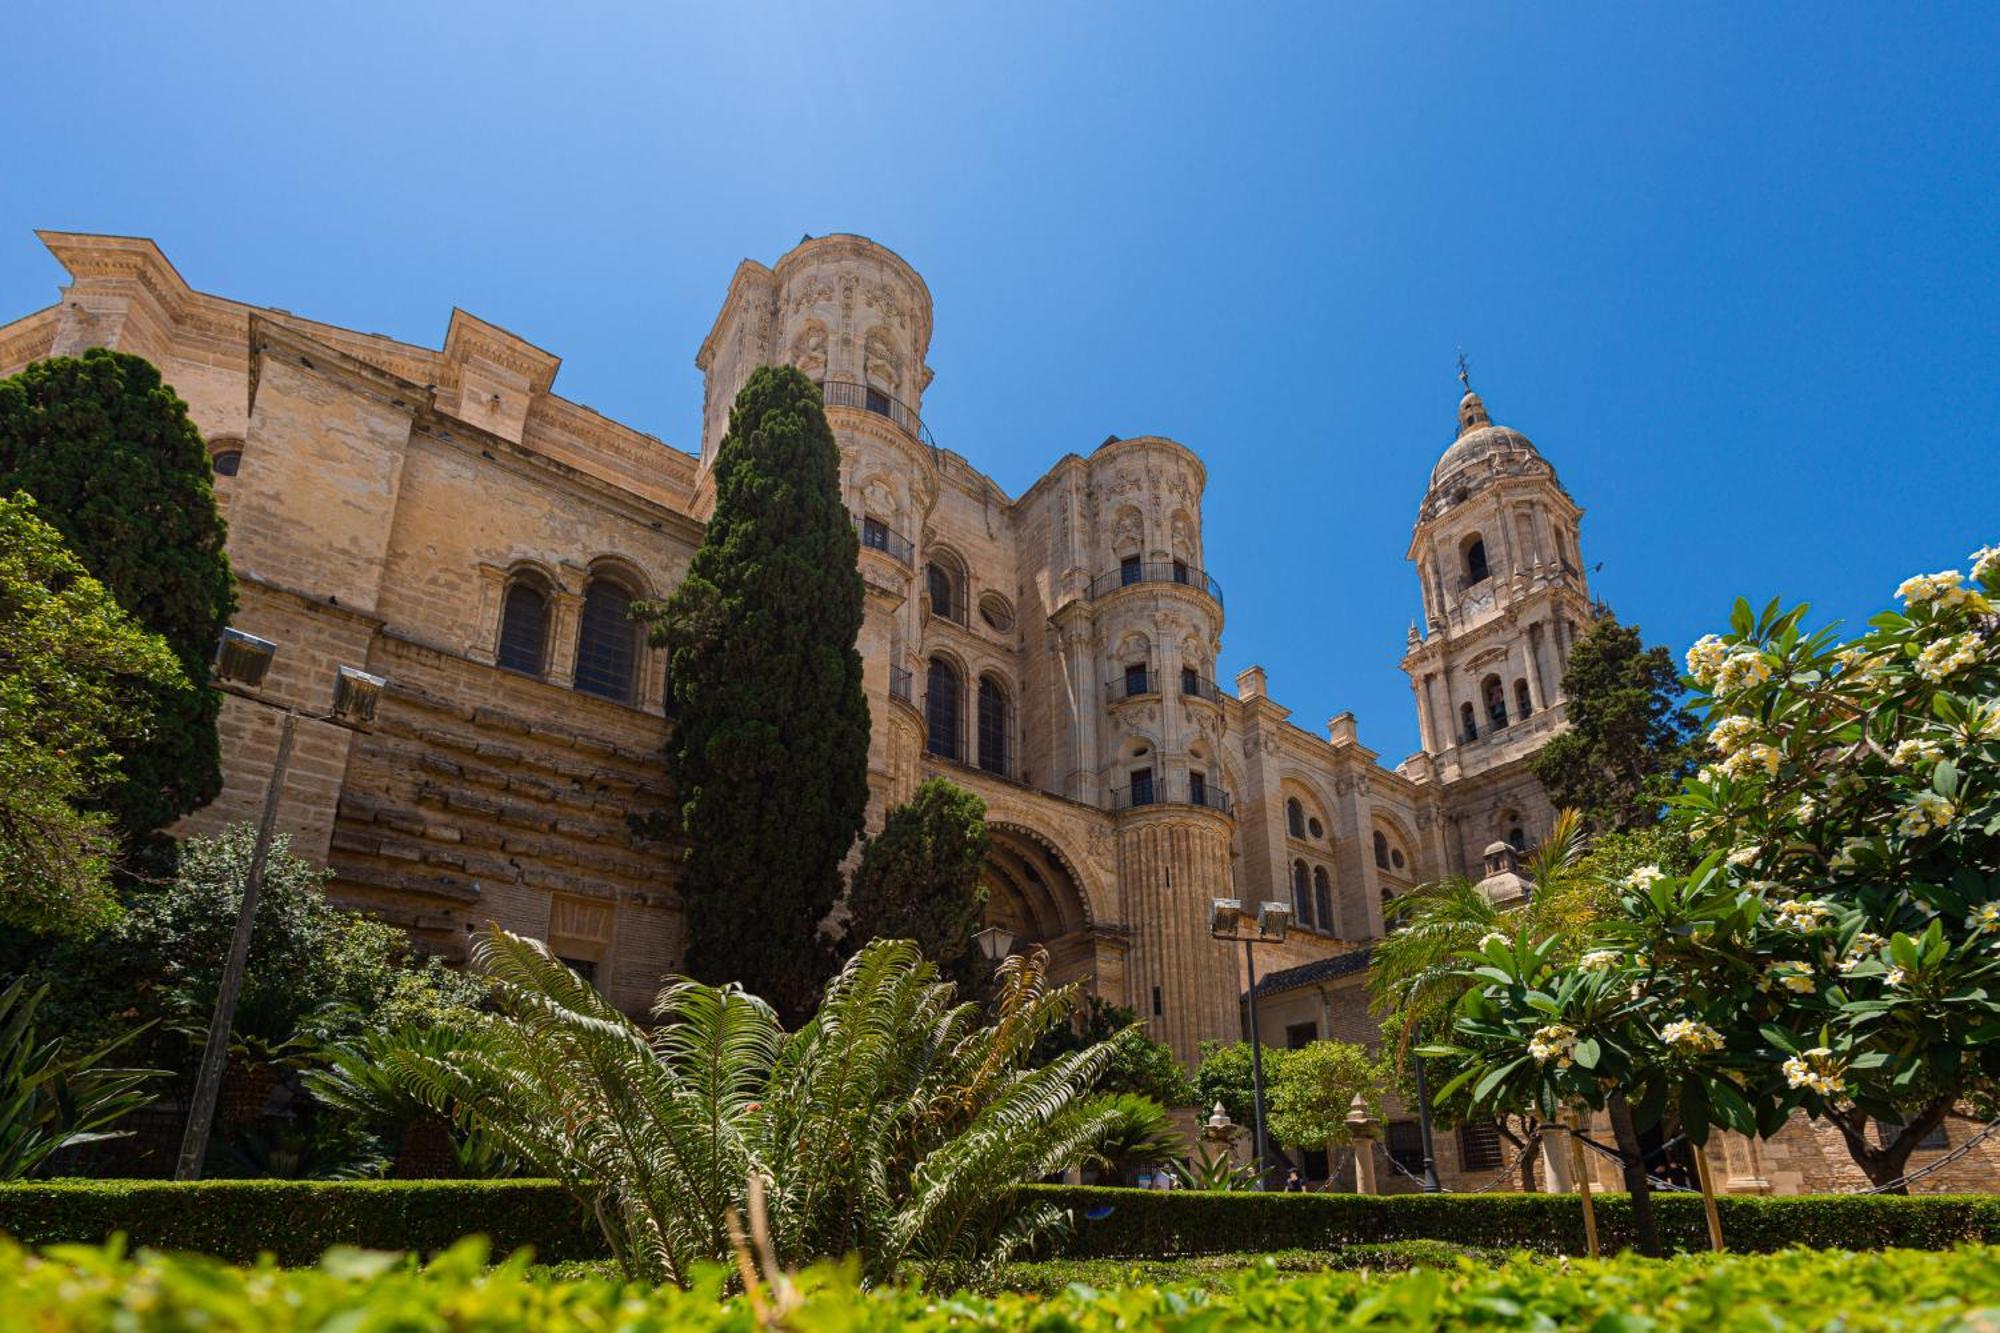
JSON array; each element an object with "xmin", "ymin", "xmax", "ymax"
[
  {"xmin": 11, "ymin": 228, "xmax": 2000, "ymax": 1195},
  {"xmin": 0, "ymin": 229, "xmax": 1589, "ymax": 1059}
]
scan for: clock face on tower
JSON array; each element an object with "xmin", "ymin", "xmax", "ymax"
[{"xmin": 1462, "ymin": 585, "xmax": 1496, "ymax": 617}]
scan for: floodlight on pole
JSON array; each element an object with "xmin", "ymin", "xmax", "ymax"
[
  {"xmin": 1213, "ymin": 897, "xmax": 1288, "ymax": 1188},
  {"xmin": 176, "ymin": 630, "xmax": 386, "ymax": 1182}
]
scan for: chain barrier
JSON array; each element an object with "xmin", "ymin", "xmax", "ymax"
[
  {"xmin": 1378, "ymin": 1133, "xmax": 1539, "ymax": 1194},
  {"xmin": 1852, "ymin": 1116, "xmax": 2000, "ymax": 1195}
]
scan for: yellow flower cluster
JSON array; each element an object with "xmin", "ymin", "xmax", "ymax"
[
  {"xmin": 1884, "ymin": 965, "xmax": 1909, "ymax": 988},
  {"xmin": 1969, "ymin": 702, "xmax": 2000, "ymax": 742},
  {"xmin": 1686, "ymin": 634, "xmax": 1729, "ymax": 686},
  {"xmin": 1716, "ymin": 650, "xmax": 1775, "ymax": 693},
  {"xmin": 1890, "ymin": 738, "xmax": 1943, "ymax": 768},
  {"xmin": 1897, "ymin": 569, "xmax": 1971, "ymax": 607},
  {"xmin": 1727, "ymin": 845, "xmax": 1761, "ymax": 867},
  {"xmin": 1773, "ymin": 899, "xmax": 1835, "ymax": 931},
  {"xmin": 1916, "ymin": 635, "xmax": 1980, "ymax": 682},
  {"xmin": 1718, "ymin": 743, "xmax": 1782, "ymax": 780},
  {"xmin": 1975, "ymin": 545, "xmax": 2000, "ymax": 585},
  {"xmin": 1625, "ymin": 865, "xmax": 1667, "ymax": 890},
  {"xmin": 1710, "ymin": 715, "xmax": 1758, "ymax": 754},
  {"xmin": 1783, "ymin": 1047, "xmax": 1846, "ymax": 1096},
  {"xmin": 1967, "ymin": 902, "xmax": 2000, "ymax": 937},
  {"xmin": 1897, "ymin": 791, "xmax": 1955, "ymax": 837},
  {"xmin": 1579, "ymin": 949, "xmax": 1622, "ymax": 971},
  {"xmin": 1528, "ymin": 1023, "xmax": 1578, "ymax": 1067},
  {"xmin": 1829, "ymin": 838, "xmax": 1868, "ymax": 870},
  {"xmin": 1661, "ymin": 1018, "xmax": 1725, "ymax": 1054},
  {"xmin": 1768, "ymin": 961, "xmax": 1817, "ymax": 994}
]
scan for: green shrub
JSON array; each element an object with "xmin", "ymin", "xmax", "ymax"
[
  {"xmin": 8, "ymin": 1235, "xmax": 2000, "ymax": 1330},
  {"xmin": 993, "ymin": 1241, "xmax": 1503, "ymax": 1295},
  {"xmin": 0, "ymin": 1180, "xmax": 600, "ymax": 1266},
  {"xmin": 1025, "ymin": 1185, "xmax": 2000, "ymax": 1257}
]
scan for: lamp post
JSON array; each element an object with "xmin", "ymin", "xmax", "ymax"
[
  {"xmin": 971, "ymin": 923, "xmax": 1017, "ymax": 968},
  {"xmin": 1410, "ymin": 1051, "xmax": 1443, "ymax": 1193},
  {"xmin": 173, "ymin": 630, "xmax": 385, "ymax": 1182},
  {"xmin": 1211, "ymin": 896, "xmax": 1291, "ymax": 1189}
]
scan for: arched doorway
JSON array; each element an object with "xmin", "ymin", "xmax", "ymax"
[{"xmin": 980, "ymin": 823, "xmax": 1097, "ymax": 992}]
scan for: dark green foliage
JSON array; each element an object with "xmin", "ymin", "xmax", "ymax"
[
  {"xmin": 1193, "ymin": 1040, "xmax": 1269, "ymax": 1131},
  {"xmin": 1037, "ymin": 998, "xmax": 1198, "ymax": 1107},
  {"xmin": 0, "ymin": 1179, "xmax": 600, "ymax": 1265},
  {"xmin": 1530, "ymin": 612, "xmax": 1703, "ymax": 831},
  {"xmin": 4, "ymin": 1179, "xmax": 1994, "ymax": 1267},
  {"xmin": 644, "ymin": 367, "xmax": 868, "ymax": 1019},
  {"xmin": 841, "ymin": 778, "xmax": 990, "ymax": 990},
  {"xmin": 1024, "ymin": 1184, "xmax": 2000, "ymax": 1258},
  {"xmin": 0, "ymin": 350, "xmax": 234, "ymax": 838},
  {"xmin": 0, "ymin": 979, "xmax": 159, "ymax": 1180},
  {"xmin": 991, "ymin": 1241, "xmax": 1504, "ymax": 1294}
]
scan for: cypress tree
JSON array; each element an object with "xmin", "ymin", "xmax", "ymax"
[
  {"xmin": 1530, "ymin": 611, "xmax": 1702, "ymax": 831},
  {"xmin": 646, "ymin": 366, "xmax": 869, "ymax": 1020},
  {"xmin": 841, "ymin": 778, "xmax": 991, "ymax": 993},
  {"xmin": 0, "ymin": 350, "xmax": 234, "ymax": 843}
]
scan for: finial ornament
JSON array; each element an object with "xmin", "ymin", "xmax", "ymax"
[{"xmin": 1457, "ymin": 349, "xmax": 1471, "ymax": 391}]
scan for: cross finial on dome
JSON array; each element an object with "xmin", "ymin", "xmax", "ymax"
[{"xmin": 1457, "ymin": 349, "xmax": 1472, "ymax": 391}]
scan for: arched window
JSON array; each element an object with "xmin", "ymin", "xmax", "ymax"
[
  {"xmin": 574, "ymin": 578, "xmax": 638, "ymax": 703},
  {"xmin": 926, "ymin": 553, "xmax": 966, "ymax": 624},
  {"xmin": 926, "ymin": 657, "xmax": 961, "ymax": 760},
  {"xmin": 496, "ymin": 577, "xmax": 550, "ymax": 676},
  {"xmin": 1482, "ymin": 674, "xmax": 1508, "ymax": 728},
  {"xmin": 212, "ymin": 449, "xmax": 242, "ymax": 478},
  {"xmin": 1312, "ymin": 866, "xmax": 1333, "ymax": 934},
  {"xmin": 1509, "ymin": 826, "xmax": 1528, "ymax": 851},
  {"xmin": 1460, "ymin": 702, "xmax": 1478, "ymax": 742},
  {"xmin": 1373, "ymin": 830, "xmax": 1390, "ymax": 870},
  {"xmin": 1464, "ymin": 535, "xmax": 1490, "ymax": 584},
  {"xmin": 1515, "ymin": 679, "xmax": 1533, "ymax": 719},
  {"xmin": 1286, "ymin": 798, "xmax": 1306, "ymax": 840},
  {"xmin": 977, "ymin": 676, "xmax": 1007, "ymax": 775},
  {"xmin": 1291, "ymin": 860, "xmax": 1313, "ymax": 929}
]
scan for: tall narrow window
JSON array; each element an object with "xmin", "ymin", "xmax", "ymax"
[
  {"xmin": 862, "ymin": 515, "xmax": 889, "ymax": 552},
  {"xmin": 926, "ymin": 562, "xmax": 956, "ymax": 623},
  {"xmin": 1172, "ymin": 558, "xmax": 1189, "ymax": 585},
  {"xmin": 573, "ymin": 579, "xmax": 637, "ymax": 703},
  {"xmin": 1120, "ymin": 555, "xmax": 1142, "ymax": 586},
  {"xmin": 1129, "ymin": 766, "xmax": 1155, "ymax": 807},
  {"xmin": 977, "ymin": 676, "xmax": 1007, "ymax": 775},
  {"xmin": 1313, "ymin": 866, "xmax": 1333, "ymax": 932},
  {"xmin": 1484, "ymin": 675, "xmax": 1508, "ymax": 728},
  {"xmin": 1181, "ymin": 665, "xmax": 1200, "ymax": 696},
  {"xmin": 1286, "ymin": 798, "xmax": 1306, "ymax": 840},
  {"xmin": 497, "ymin": 578, "xmax": 550, "ymax": 676},
  {"xmin": 1460, "ymin": 702, "xmax": 1478, "ymax": 741},
  {"xmin": 1125, "ymin": 661, "xmax": 1151, "ymax": 698},
  {"xmin": 1373, "ymin": 830, "xmax": 1390, "ymax": 870},
  {"xmin": 1515, "ymin": 679, "xmax": 1533, "ymax": 719},
  {"xmin": 1292, "ymin": 860, "xmax": 1313, "ymax": 929},
  {"xmin": 1465, "ymin": 538, "xmax": 1490, "ymax": 584},
  {"xmin": 1188, "ymin": 770, "xmax": 1207, "ymax": 807},
  {"xmin": 926, "ymin": 657, "xmax": 961, "ymax": 760}
]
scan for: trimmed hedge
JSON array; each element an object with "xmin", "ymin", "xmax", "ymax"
[
  {"xmin": 1023, "ymin": 1185, "xmax": 2000, "ymax": 1257},
  {"xmin": 0, "ymin": 1180, "xmax": 601, "ymax": 1266},
  {"xmin": 5, "ymin": 1180, "xmax": 1997, "ymax": 1266}
]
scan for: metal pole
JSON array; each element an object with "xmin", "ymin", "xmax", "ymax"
[
  {"xmin": 1243, "ymin": 938, "xmax": 1272, "ymax": 1189},
  {"xmin": 1568, "ymin": 1109, "xmax": 1601, "ymax": 1258},
  {"xmin": 1693, "ymin": 1143, "xmax": 1725, "ymax": 1252},
  {"xmin": 1412, "ymin": 1052, "xmax": 1442, "ymax": 1192},
  {"xmin": 175, "ymin": 710, "xmax": 296, "ymax": 1181}
]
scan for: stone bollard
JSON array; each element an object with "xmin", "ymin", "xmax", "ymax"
[{"xmin": 1345, "ymin": 1092, "xmax": 1381, "ymax": 1195}]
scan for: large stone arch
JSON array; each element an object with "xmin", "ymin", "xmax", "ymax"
[{"xmin": 981, "ymin": 820, "xmax": 1100, "ymax": 993}]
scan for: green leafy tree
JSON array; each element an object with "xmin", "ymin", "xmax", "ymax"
[
  {"xmin": 391, "ymin": 933, "xmax": 1123, "ymax": 1289},
  {"xmin": 1531, "ymin": 612, "xmax": 1703, "ymax": 831},
  {"xmin": 1427, "ymin": 541, "xmax": 2000, "ymax": 1239},
  {"xmin": 0, "ymin": 351, "xmax": 234, "ymax": 841},
  {"xmin": 1194, "ymin": 1040, "xmax": 1286, "ymax": 1134},
  {"xmin": 841, "ymin": 778, "xmax": 991, "ymax": 989},
  {"xmin": 643, "ymin": 366, "xmax": 868, "ymax": 1020},
  {"xmin": 1035, "ymin": 997, "xmax": 1198, "ymax": 1107},
  {"xmin": 0, "ymin": 493, "xmax": 186, "ymax": 937},
  {"xmin": 1264, "ymin": 1040, "xmax": 1388, "ymax": 1151}
]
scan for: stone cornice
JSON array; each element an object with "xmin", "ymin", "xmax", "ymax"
[
  {"xmin": 1088, "ymin": 433, "xmax": 1208, "ymax": 494},
  {"xmin": 443, "ymin": 308, "xmax": 561, "ymax": 391},
  {"xmin": 248, "ymin": 314, "xmax": 432, "ymax": 421},
  {"xmin": 0, "ymin": 305, "xmax": 57, "ymax": 371}
]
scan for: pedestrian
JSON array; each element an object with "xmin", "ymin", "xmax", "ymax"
[{"xmin": 1283, "ymin": 1167, "xmax": 1306, "ymax": 1193}]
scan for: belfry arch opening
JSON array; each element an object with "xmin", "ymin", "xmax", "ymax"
[{"xmin": 980, "ymin": 823, "xmax": 1094, "ymax": 991}]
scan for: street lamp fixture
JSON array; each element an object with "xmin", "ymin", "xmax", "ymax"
[
  {"xmin": 1212, "ymin": 896, "xmax": 1291, "ymax": 1188},
  {"xmin": 175, "ymin": 629, "xmax": 385, "ymax": 1182},
  {"xmin": 972, "ymin": 923, "xmax": 1017, "ymax": 965}
]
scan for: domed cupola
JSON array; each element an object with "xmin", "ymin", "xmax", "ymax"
[{"xmin": 1428, "ymin": 388, "xmax": 1549, "ymax": 495}]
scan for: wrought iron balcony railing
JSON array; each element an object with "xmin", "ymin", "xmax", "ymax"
[
  {"xmin": 853, "ymin": 512, "xmax": 915, "ymax": 567},
  {"xmin": 1178, "ymin": 670, "xmax": 1227, "ymax": 705},
  {"xmin": 1105, "ymin": 670, "xmax": 1157, "ymax": 702},
  {"xmin": 889, "ymin": 664, "xmax": 913, "ymax": 702},
  {"xmin": 1107, "ymin": 779, "xmax": 1233, "ymax": 816},
  {"xmin": 1087, "ymin": 560, "xmax": 1224, "ymax": 607},
  {"xmin": 820, "ymin": 379, "xmax": 938, "ymax": 458}
]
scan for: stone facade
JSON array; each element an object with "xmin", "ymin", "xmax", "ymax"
[{"xmin": 7, "ymin": 229, "xmax": 1988, "ymax": 1196}]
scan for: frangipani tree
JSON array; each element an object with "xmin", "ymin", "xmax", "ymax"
[{"xmin": 1426, "ymin": 542, "xmax": 2000, "ymax": 1216}]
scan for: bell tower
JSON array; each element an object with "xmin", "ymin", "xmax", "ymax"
[{"xmin": 1401, "ymin": 370, "xmax": 1593, "ymax": 792}]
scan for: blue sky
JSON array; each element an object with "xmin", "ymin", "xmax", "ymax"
[{"xmin": 2, "ymin": 5, "xmax": 1993, "ymax": 762}]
